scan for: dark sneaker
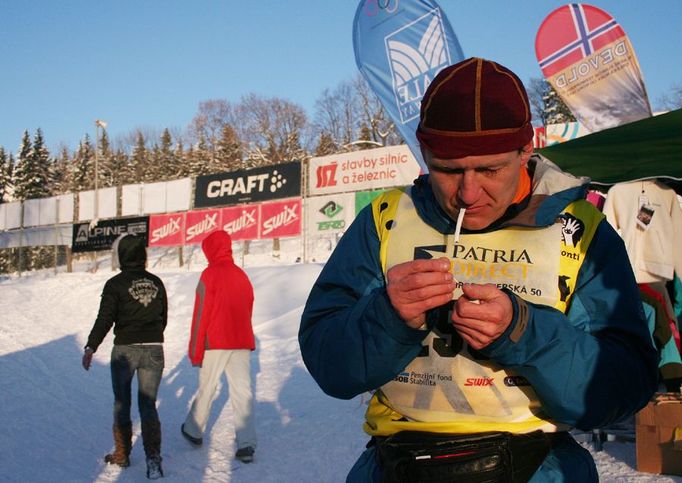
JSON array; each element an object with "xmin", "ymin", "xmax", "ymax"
[
  {"xmin": 181, "ymin": 424, "xmax": 202, "ymax": 447},
  {"xmin": 146, "ymin": 455, "xmax": 163, "ymax": 479},
  {"xmin": 235, "ymin": 446, "xmax": 255, "ymax": 463}
]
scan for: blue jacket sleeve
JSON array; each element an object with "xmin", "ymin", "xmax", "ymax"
[
  {"xmin": 482, "ymin": 220, "xmax": 659, "ymax": 429},
  {"xmin": 299, "ymin": 207, "xmax": 429, "ymax": 400}
]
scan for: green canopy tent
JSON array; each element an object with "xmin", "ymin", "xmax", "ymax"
[{"xmin": 537, "ymin": 108, "xmax": 682, "ymax": 193}]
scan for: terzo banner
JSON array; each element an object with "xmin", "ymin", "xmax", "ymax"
[
  {"xmin": 535, "ymin": 3, "xmax": 651, "ymax": 133},
  {"xmin": 308, "ymin": 145, "xmax": 421, "ymax": 196},
  {"xmin": 148, "ymin": 213, "xmax": 186, "ymax": 247},
  {"xmin": 72, "ymin": 216, "xmax": 149, "ymax": 253},
  {"xmin": 194, "ymin": 161, "xmax": 301, "ymax": 208},
  {"xmin": 353, "ymin": 0, "xmax": 463, "ymax": 171},
  {"xmin": 305, "ymin": 193, "xmax": 356, "ymax": 235}
]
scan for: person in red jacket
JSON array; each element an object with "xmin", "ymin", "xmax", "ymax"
[{"xmin": 181, "ymin": 230, "xmax": 257, "ymax": 463}]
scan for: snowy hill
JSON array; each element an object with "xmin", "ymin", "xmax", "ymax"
[{"xmin": 1, "ymin": 250, "xmax": 680, "ymax": 482}]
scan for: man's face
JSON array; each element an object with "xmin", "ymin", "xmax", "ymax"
[{"xmin": 425, "ymin": 147, "xmax": 530, "ymax": 230}]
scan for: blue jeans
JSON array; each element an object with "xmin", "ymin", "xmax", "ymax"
[{"xmin": 110, "ymin": 344, "xmax": 164, "ymax": 427}]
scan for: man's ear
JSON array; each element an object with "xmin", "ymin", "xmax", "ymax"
[{"xmin": 520, "ymin": 142, "xmax": 533, "ymax": 167}]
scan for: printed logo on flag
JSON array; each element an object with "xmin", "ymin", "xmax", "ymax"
[
  {"xmin": 386, "ymin": 9, "xmax": 451, "ymax": 124},
  {"xmin": 537, "ymin": 3, "xmax": 623, "ymax": 78}
]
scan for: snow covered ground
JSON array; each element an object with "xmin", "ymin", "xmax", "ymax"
[{"xmin": 1, "ymin": 240, "xmax": 681, "ymax": 482}]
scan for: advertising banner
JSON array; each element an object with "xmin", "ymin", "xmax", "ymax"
[
  {"xmin": 148, "ymin": 213, "xmax": 186, "ymax": 247},
  {"xmin": 259, "ymin": 198, "xmax": 302, "ymax": 239},
  {"xmin": 306, "ymin": 193, "xmax": 355, "ymax": 235},
  {"xmin": 353, "ymin": 0, "xmax": 463, "ymax": 171},
  {"xmin": 194, "ymin": 161, "xmax": 301, "ymax": 208},
  {"xmin": 536, "ymin": 3, "xmax": 651, "ymax": 132},
  {"xmin": 308, "ymin": 145, "xmax": 421, "ymax": 196},
  {"xmin": 72, "ymin": 216, "xmax": 149, "ymax": 253},
  {"xmin": 185, "ymin": 208, "xmax": 221, "ymax": 245},
  {"xmin": 545, "ymin": 121, "xmax": 591, "ymax": 146},
  {"xmin": 221, "ymin": 205, "xmax": 260, "ymax": 241}
]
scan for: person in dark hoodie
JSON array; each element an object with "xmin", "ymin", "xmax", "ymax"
[
  {"xmin": 82, "ymin": 233, "xmax": 167, "ymax": 480},
  {"xmin": 180, "ymin": 230, "xmax": 257, "ymax": 463}
]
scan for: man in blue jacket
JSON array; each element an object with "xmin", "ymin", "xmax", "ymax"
[{"xmin": 299, "ymin": 57, "xmax": 658, "ymax": 482}]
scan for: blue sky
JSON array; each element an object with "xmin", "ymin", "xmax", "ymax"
[{"xmin": 1, "ymin": 0, "xmax": 680, "ymax": 154}]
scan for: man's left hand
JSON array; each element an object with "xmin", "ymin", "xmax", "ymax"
[{"xmin": 451, "ymin": 283, "xmax": 513, "ymax": 350}]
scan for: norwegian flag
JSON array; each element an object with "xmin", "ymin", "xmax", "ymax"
[{"xmin": 535, "ymin": 3, "xmax": 625, "ymax": 78}]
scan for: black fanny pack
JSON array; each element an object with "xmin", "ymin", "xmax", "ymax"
[{"xmin": 375, "ymin": 430, "xmax": 557, "ymax": 483}]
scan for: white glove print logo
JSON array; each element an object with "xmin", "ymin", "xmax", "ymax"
[{"xmin": 561, "ymin": 215, "xmax": 584, "ymax": 247}]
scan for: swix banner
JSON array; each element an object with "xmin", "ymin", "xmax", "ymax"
[
  {"xmin": 221, "ymin": 205, "xmax": 260, "ymax": 241},
  {"xmin": 185, "ymin": 208, "xmax": 221, "ymax": 245},
  {"xmin": 259, "ymin": 198, "xmax": 302, "ymax": 239},
  {"xmin": 535, "ymin": 3, "xmax": 651, "ymax": 132},
  {"xmin": 149, "ymin": 213, "xmax": 185, "ymax": 247},
  {"xmin": 353, "ymin": 0, "xmax": 463, "ymax": 171}
]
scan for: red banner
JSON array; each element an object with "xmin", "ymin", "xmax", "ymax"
[
  {"xmin": 221, "ymin": 205, "xmax": 260, "ymax": 241},
  {"xmin": 149, "ymin": 213, "xmax": 185, "ymax": 246},
  {"xmin": 185, "ymin": 208, "xmax": 221, "ymax": 245},
  {"xmin": 259, "ymin": 198, "xmax": 302, "ymax": 239}
]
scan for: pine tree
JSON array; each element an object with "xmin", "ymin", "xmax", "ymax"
[
  {"xmin": 12, "ymin": 129, "xmax": 52, "ymax": 200},
  {"xmin": 71, "ymin": 134, "xmax": 94, "ymax": 192},
  {"xmin": 215, "ymin": 124, "xmax": 242, "ymax": 172},
  {"xmin": 542, "ymin": 82, "xmax": 576, "ymax": 125},
  {"xmin": 131, "ymin": 131, "xmax": 148, "ymax": 182},
  {"xmin": 158, "ymin": 128, "xmax": 179, "ymax": 180},
  {"xmin": 96, "ymin": 129, "xmax": 116, "ymax": 188},
  {"xmin": 51, "ymin": 147, "xmax": 72, "ymax": 195},
  {"xmin": 315, "ymin": 131, "xmax": 337, "ymax": 156},
  {"xmin": 0, "ymin": 147, "xmax": 11, "ymax": 202}
]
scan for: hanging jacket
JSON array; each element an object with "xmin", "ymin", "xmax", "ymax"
[
  {"xmin": 188, "ymin": 230, "xmax": 255, "ymax": 366},
  {"xmin": 299, "ymin": 155, "xmax": 658, "ymax": 435},
  {"xmin": 86, "ymin": 234, "xmax": 167, "ymax": 352}
]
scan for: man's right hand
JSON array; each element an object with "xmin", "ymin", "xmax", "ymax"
[
  {"xmin": 386, "ymin": 257, "xmax": 455, "ymax": 329},
  {"xmin": 82, "ymin": 348, "xmax": 94, "ymax": 371}
]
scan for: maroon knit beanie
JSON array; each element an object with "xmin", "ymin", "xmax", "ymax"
[{"xmin": 416, "ymin": 57, "xmax": 533, "ymax": 159}]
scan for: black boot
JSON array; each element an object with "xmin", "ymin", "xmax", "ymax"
[
  {"xmin": 141, "ymin": 419, "xmax": 163, "ymax": 479},
  {"xmin": 104, "ymin": 423, "xmax": 132, "ymax": 467}
]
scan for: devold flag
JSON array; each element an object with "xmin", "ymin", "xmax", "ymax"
[
  {"xmin": 353, "ymin": 0, "xmax": 463, "ymax": 171},
  {"xmin": 535, "ymin": 3, "xmax": 651, "ymax": 132}
]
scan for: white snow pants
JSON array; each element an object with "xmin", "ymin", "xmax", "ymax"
[{"xmin": 183, "ymin": 349, "xmax": 257, "ymax": 449}]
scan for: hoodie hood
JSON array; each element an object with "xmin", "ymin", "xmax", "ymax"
[
  {"xmin": 117, "ymin": 234, "xmax": 147, "ymax": 270},
  {"xmin": 201, "ymin": 230, "xmax": 234, "ymax": 265},
  {"xmin": 412, "ymin": 154, "xmax": 590, "ymax": 233}
]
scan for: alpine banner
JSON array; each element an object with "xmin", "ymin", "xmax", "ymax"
[
  {"xmin": 148, "ymin": 213, "xmax": 186, "ymax": 247},
  {"xmin": 308, "ymin": 145, "xmax": 421, "ymax": 196},
  {"xmin": 72, "ymin": 216, "xmax": 149, "ymax": 253},
  {"xmin": 353, "ymin": 0, "xmax": 463, "ymax": 171},
  {"xmin": 194, "ymin": 161, "xmax": 301, "ymax": 208},
  {"xmin": 221, "ymin": 205, "xmax": 260, "ymax": 241},
  {"xmin": 259, "ymin": 198, "xmax": 302, "ymax": 240},
  {"xmin": 535, "ymin": 3, "xmax": 651, "ymax": 133}
]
